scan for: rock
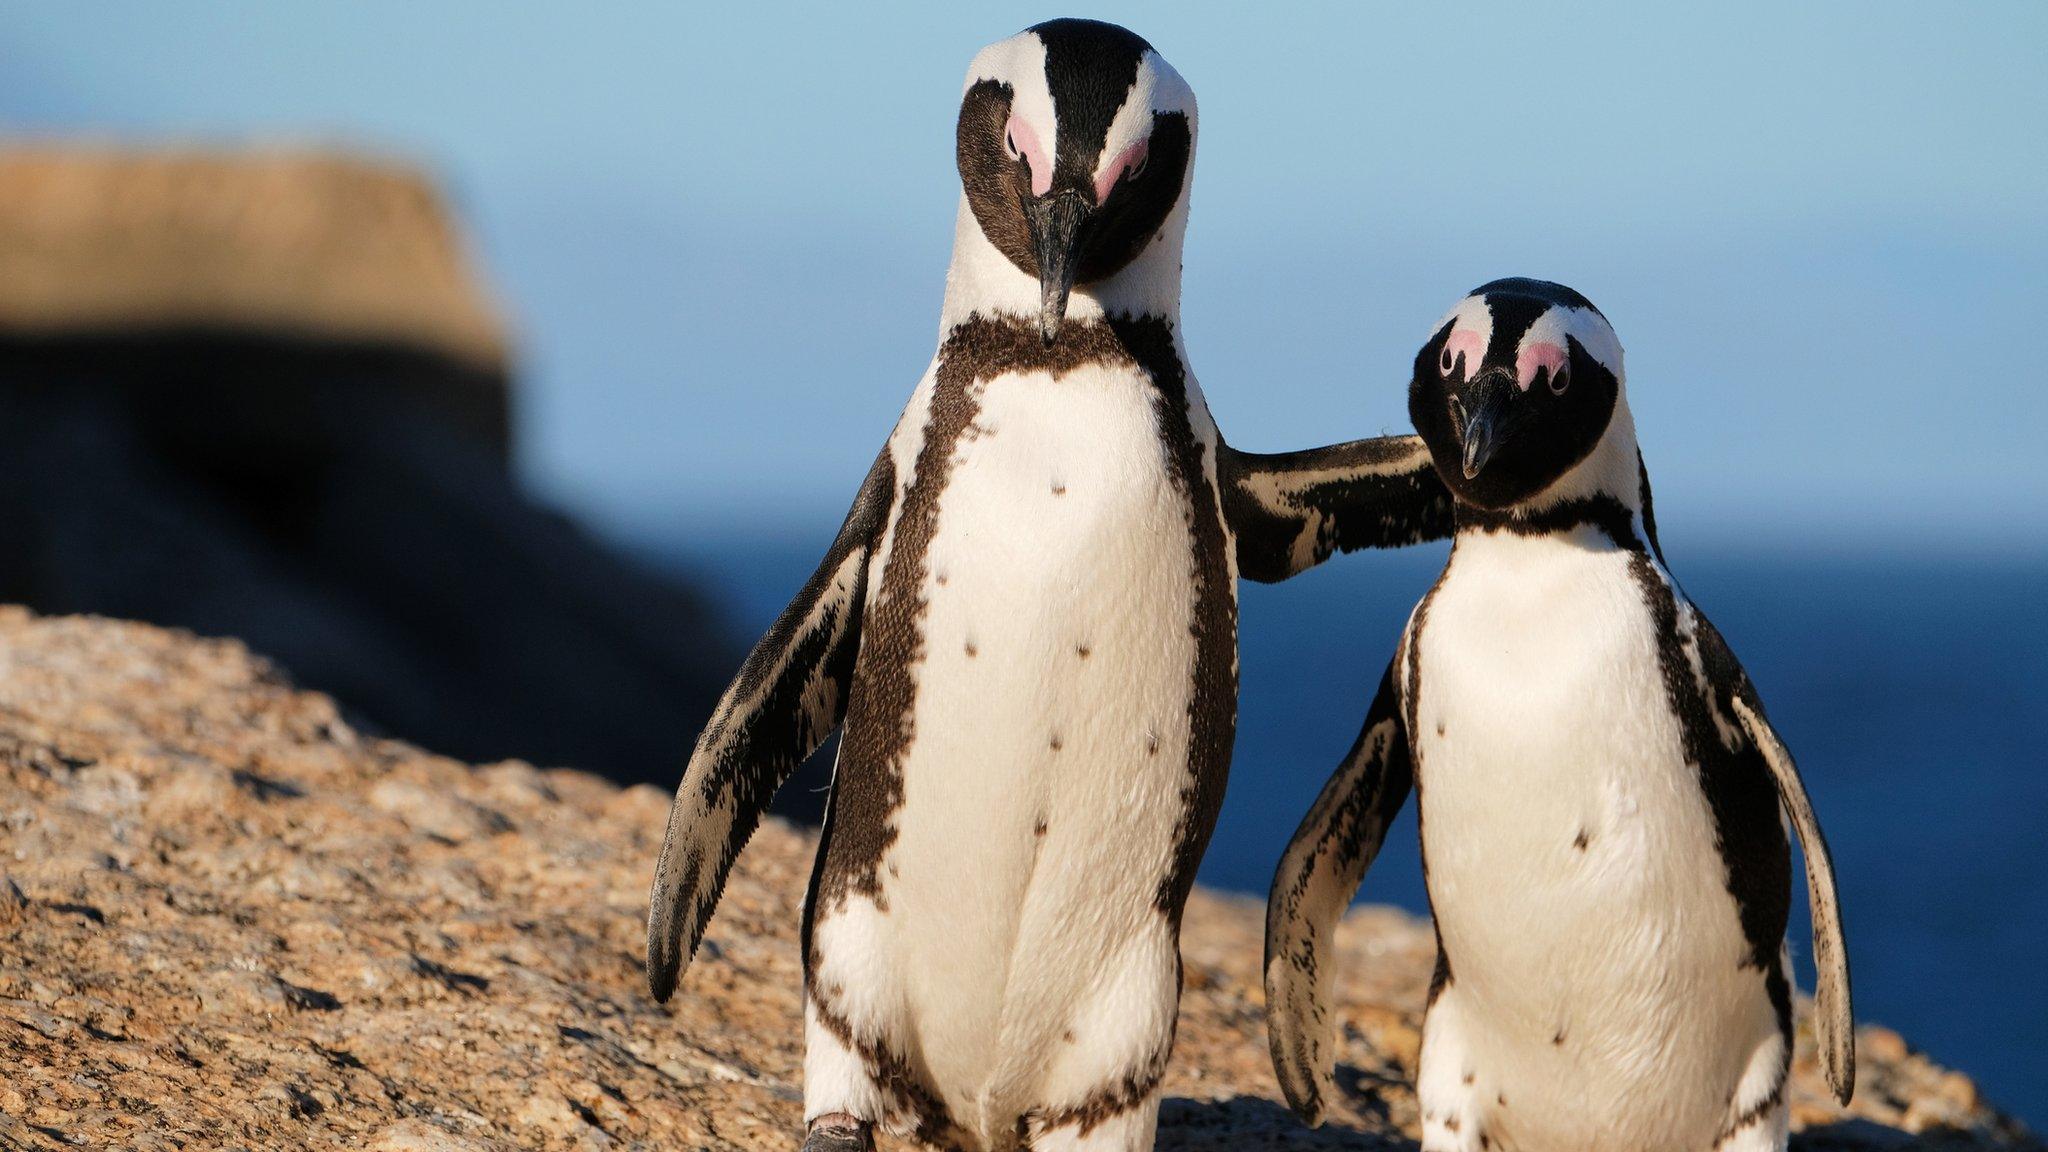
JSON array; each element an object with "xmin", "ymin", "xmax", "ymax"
[
  {"xmin": 0, "ymin": 873, "xmax": 27, "ymax": 925},
  {"xmin": 0, "ymin": 145, "xmax": 739, "ymax": 789},
  {"xmin": 372, "ymin": 1119, "xmax": 505, "ymax": 1152},
  {"xmin": 0, "ymin": 608, "xmax": 2038, "ymax": 1151},
  {"xmin": 0, "ymin": 148, "xmax": 508, "ymax": 375}
]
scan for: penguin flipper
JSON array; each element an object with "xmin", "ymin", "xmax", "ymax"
[
  {"xmin": 1218, "ymin": 435, "xmax": 1452, "ymax": 583},
  {"xmin": 1730, "ymin": 690, "xmax": 1856, "ymax": 1104},
  {"xmin": 1264, "ymin": 660, "xmax": 1414, "ymax": 1126},
  {"xmin": 646, "ymin": 449, "xmax": 895, "ymax": 1002},
  {"xmin": 1694, "ymin": 615, "xmax": 1855, "ymax": 1104}
]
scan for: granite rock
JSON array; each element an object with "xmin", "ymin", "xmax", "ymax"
[{"xmin": 0, "ymin": 609, "xmax": 2035, "ymax": 1150}]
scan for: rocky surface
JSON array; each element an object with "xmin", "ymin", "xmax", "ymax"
[{"xmin": 0, "ymin": 609, "xmax": 2035, "ymax": 1150}]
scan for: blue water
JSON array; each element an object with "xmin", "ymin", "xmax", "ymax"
[{"xmin": 651, "ymin": 531, "xmax": 2048, "ymax": 1126}]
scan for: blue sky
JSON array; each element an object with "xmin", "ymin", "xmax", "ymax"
[{"xmin": 7, "ymin": 2, "xmax": 2045, "ymax": 552}]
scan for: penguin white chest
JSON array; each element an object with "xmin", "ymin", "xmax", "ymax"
[
  {"xmin": 1413, "ymin": 530, "xmax": 1697, "ymax": 915},
  {"xmin": 1409, "ymin": 529, "xmax": 1772, "ymax": 1145},
  {"xmin": 872, "ymin": 361, "xmax": 1212, "ymax": 1115},
  {"xmin": 897, "ymin": 362, "xmax": 1202, "ymax": 862}
]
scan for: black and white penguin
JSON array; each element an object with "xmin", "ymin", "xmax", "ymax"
[
  {"xmin": 1264, "ymin": 279, "xmax": 1854, "ymax": 1152},
  {"xmin": 647, "ymin": 20, "xmax": 1452, "ymax": 1152}
]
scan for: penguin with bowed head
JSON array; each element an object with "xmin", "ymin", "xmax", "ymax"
[
  {"xmin": 1264, "ymin": 278, "xmax": 1853, "ymax": 1152},
  {"xmin": 647, "ymin": 20, "xmax": 1452, "ymax": 1152}
]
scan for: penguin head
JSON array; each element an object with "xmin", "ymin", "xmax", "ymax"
[
  {"xmin": 957, "ymin": 19, "xmax": 1196, "ymax": 343},
  {"xmin": 1410, "ymin": 278, "xmax": 1628, "ymax": 511}
]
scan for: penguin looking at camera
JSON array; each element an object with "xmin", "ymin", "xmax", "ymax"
[
  {"xmin": 647, "ymin": 20, "xmax": 1452, "ymax": 1152},
  {"xmin": 1265, "ymin": 278, "xmax": 1853, "ymax": 1152}
]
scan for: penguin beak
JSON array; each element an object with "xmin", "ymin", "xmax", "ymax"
[
  {"xmin": 1455, "ymin": 369, "xmax": 1523, "ymax": 480},
  {"xmin": 1025, "ymin": 190, "xmax": 1093, "ymax": 345}
]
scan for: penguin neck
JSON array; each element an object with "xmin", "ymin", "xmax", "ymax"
[
  {"xmin": 1454, "ymin": 399, "xmax": 1661, "ymax": 557},
  {"xmin": 937, "ymin": 192, "xmax": 1188, "ymax": 340}
]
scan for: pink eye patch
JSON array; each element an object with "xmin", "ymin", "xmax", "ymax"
[
  {"xmin": 1094, "ymin": 137, "xmax": 1150, "ymax": 204},
  {"xmin": 1442, "ymin": 326, "xmax": 1487, "ymax": 376},
  {"xmin": 1517, "ymin": 341, "xmax": 1567, "ymax": 392},
  {"xmin": 1004, "ymin": 114, "xmax": 1053, "ymax": 197}
]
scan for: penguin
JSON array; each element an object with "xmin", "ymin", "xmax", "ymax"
[
  {"xmin": 646, "ymin": 20, "xmax": 1453, "ymax": 1152},
  {"xmin": 1264, "ymin": 278, "xmax": 1854, "ymax": 1152}
]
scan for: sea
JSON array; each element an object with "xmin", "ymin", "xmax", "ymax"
[{"xmin": 649, "ymin": 530, "xmax": 2048, "ymax": 1126}]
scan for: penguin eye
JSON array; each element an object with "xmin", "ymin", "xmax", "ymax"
[
  {"xmin": 1005, "ymin": 130, "xmax": 1022, "ymax": 162},
  {"xmin": 1548, "ymin": 363, "xmax": 1570, "ymax": 395},
  {"xmin": 1124, "ymin": 151, "xmax": 1147, "ymax": 182},
  {"xmin": 1439, "ymin": 344, "xmax": 1457, "ymax": 377}
]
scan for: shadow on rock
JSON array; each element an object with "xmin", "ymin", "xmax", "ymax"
[
  {"xmin": 1796, "ymin": 1118, "xmax": 2047, "ymax": 1152},
  {"xmin": 1159, "ymin": 1095, "xmax": 1417, "ymax": 1151}
]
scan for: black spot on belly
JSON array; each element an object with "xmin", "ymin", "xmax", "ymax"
[
  {"xmin": 964, "ymin": 639, "xmax": 978, "ymax": 657},
  {"xmin": 1552, "ymin": 1028, "xmax": 1566, "ymax": 1046},
  {"xmin": 1573, "ymin": 828, "xmax": 1590, "ymax": 851},
  {"xmin": 1052, "ymin": 481, "xmax": 1068, "ymax": 496},
  {"xmin": 1034, "ymin": 820, "xmax": 1049, "ymax": 838},
  {"xmin": 1049, "ymin": 733, "xmax": 1063, "ymax": 752},
  {"xmin": 1076, "ymin": 644, "xmax": 1092, "ymax": 658}
]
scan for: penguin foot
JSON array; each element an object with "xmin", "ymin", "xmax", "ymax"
[{"xmin": 800, "ymin": 1114, "xmax": 874, "ymax": 1152}]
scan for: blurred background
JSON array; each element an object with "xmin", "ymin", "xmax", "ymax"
[{"xmin": 4, "ymin": 0, "xmax": 2043, "ymax": 1125}]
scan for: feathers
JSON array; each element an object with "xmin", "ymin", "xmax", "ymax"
[
  {"xmin": 1264, "ymin": 661, "xmax": 1414, "ymax": 1125},
  {"xmin": 1732, "ymin": 694, "xmax": 1856, "ymax": 1105},
  {"xmin": 1219, "ymin": 436, "xmax": 1452, "ymax": 583},
  {"xmin": 644, "ymin": 449, "xmax": 893, "ymax": 1001}
]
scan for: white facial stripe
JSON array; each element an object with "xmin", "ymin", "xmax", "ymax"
[
  {"xmin": 1095, "ymin": 61, "xmax": 1154, "ymax": 195},
  {"xmin": 965, "ymin": 31, "xmax": 1057, "ymax": 174},
  {"xmin": 1521, "ymin": 304, "xmax": 1625, "ymax": 385},
  {"xmin": 1092, "ymin": 51, "xmax": 1197, "ymax": 202},
  {"xmin": 1434, "ymin": 295, "xmax": 1494, "ymax": 378}
]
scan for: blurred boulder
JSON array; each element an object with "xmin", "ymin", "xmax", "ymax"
[{"xmin": 0, "ymin": 146, "xmax": 731, "ymax": 785}]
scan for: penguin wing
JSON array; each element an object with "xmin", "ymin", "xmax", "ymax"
[
  {"xmin": 645, "ymin": 448, "xmax": 895, "ymax": 1002},
  {"xmin": 1700, "ymin": 617, "xmax": 1856, "ymax": 1104},
  {"xmin": 1265, "ymin": 659, "xmax": 1415, "ymax": 1126},
  {"xmin": 1219, "ymin": 435, "xmax": 1452, "ymax": 583}
]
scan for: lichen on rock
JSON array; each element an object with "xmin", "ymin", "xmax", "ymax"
[{"xmin": 0, "ymin": 608, "xmax": 2036, "ymax": 1149}]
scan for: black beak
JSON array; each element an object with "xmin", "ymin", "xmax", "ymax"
[
  {"xmin": 1024, "ymin": 190, "xmax": 1092, "ymax": 345},
  {"xmin": 1455, "ymin": 368, "xmax": 1522, "ymax": 480}
]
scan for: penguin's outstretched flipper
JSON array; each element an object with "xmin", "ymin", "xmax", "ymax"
[
  {"xmin": 646, "ymin": 449, "xmax": 896, "ymax": 1002},
  {"xmin": 1264, "ymin": 660, "xmax": 1415, "ymax": 1126},
  {"xmin": 1701, "ymin": 617, "xmax": 1856, "ymax": 1104},
  {"xmin": 1219, "ymin": 435, "xmax": 1452, "ymax": 583}
]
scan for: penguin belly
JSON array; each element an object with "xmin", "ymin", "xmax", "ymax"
[
  {"xmin": 848, "ymin": 362, "xmax": 1208, "ymax": 1143},
  {"xmin": 1410, "ymin": 528, "xmax": 1782, "ymax": 1151}
]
